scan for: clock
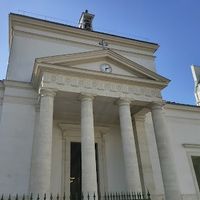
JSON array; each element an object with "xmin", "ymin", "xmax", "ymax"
[{"xmin": 100, "ymin": 63, "xmax": 112, "ymax": 73}]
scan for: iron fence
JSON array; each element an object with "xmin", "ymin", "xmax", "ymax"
[{"xmin": 0, "ymin": 192, "xmax": 151, "ymax": 200}]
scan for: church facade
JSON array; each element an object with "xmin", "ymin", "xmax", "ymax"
[{"xmin": 0, "ymin": 11, "xmax": 200, "ymax": 200}]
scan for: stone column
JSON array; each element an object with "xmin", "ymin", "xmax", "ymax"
[
  {"xmin": 118, "ymin": 98, "xmax": 141, "ymax": 192},
  {"xmin": 29, "ymin": 89, "xmax": 56, "ymax": 194},
  {"xmin": 80, "ymin": 94, "xmax": 98, "ymax": 196},
  {"xmin": 151, "ymin": 103, "xmax": 181, "ymax": 200}
]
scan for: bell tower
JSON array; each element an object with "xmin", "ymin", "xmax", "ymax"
[
  {"xmin": 191, "ymin": 65, "xmax": 200, "ymax": 105},
  {"xmin": 78, "ymin": 10, "xmax": 94, "ymax": 31}
]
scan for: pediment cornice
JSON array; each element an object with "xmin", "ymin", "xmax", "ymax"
[{"xmin": 33, "ymin": 49, "xmax": 170, "ymax": 89}]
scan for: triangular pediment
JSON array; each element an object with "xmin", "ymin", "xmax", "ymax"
[{"xmin": 35, "ymin": 49, "xmax": 170, "ymax": 88}]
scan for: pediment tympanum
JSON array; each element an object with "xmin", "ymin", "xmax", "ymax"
[{"xmin": 32, "ymin": 49, "xmax": 170, "ymax": 103}]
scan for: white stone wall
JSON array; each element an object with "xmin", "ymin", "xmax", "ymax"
[
  {"xmin": 0, "ymin": 85, "xmax": 37, "ymax": 194},
  {"xmin": 164, "ymin": 105, "xmax": 200, "ymax": 199},
  {"xmin": 103, "ymin": 126, "xmax": 126, "ymax": 192},
  {"xmin": 0, "ymin": 83, "xmax": 4, "ymax": 122},
  {"xmin": 7, "ymin": 30, "xmax": 156, "ymax": 82}
]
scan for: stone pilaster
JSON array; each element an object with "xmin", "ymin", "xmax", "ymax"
[
  {"xmin": 151, "ymin": 103, "xmax": 181, "ymax": 200},
  {"xmin": 29, "ymin": 89, "xmax": 56, "ymax": 194},
  {"xmin": 134, "ymin": 113, "xmax": 156, "ymax": 196},
  {"xmin": 80, "ymin": 94, "xmax": 98, "ymax": 195},
  {"xmin": 118, "ymin": 98, "xmax": 141, "ymax": 192}
]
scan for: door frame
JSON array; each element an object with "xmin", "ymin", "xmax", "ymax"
[{"xmin": 60, "ymin": 123, "xmax": 108, "ymax": 195}]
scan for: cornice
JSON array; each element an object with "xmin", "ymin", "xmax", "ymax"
[
  {"xmin": 3, "ymin": 80, "xmax": 34, "ymax": 90},
  {"xmin": 9, "ymin": 13, "xmax": 159, "ymax": 54},
  {"xmin": 3, "ymin": 95, "xmax": 37, "ymax": 105},
  {"xmin": 33, "ymin": 49, "xmax": 169, "ymax": 88},
  {"xmin": 182, "ymin": 144, "xmax": 200, "ymax": 149},
  {"xmin": 32, "ymin": 62, "xmax": 168, "ymax": 90},
  {"xmin": 164, "ymin": 103, "xmax": 200, "ymax": 113}
]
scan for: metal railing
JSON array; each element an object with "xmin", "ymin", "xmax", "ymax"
[{"xmin": 0, "ymin": 192, "xmax": 151, "ymax": 200}]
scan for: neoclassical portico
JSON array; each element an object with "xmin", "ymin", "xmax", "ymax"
[{"xmin": 29, "ymin": 49, "xmax": 181, "ymax": 199}]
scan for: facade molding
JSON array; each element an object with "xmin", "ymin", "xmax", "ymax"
[
  {"xmin": 35, "ymin": 49, "xmax": 168, "ymax": 84},
  {"xmin": 165, "ymin": 103, "xmax": 200, "ymax": 113},
  {"xmin": 39, "ymin": 72, "xmax": 162, "ymax": 103},
  {"xmin": 10, "ymin": 13, "xmax": 158, "ymax": 53}
]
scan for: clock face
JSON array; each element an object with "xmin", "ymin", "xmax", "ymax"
[{"xmin": 100, "ymin": 64, "xmax": 112, "ymax": 73}]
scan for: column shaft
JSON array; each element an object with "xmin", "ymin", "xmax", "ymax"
[
  {"xmin": 81, "ymin": 94, "xmax": 98, "ymax": 195},
  {"xmin": 29, "ymin": 89, "xmax": 55, "ymax": 194},
  {"xmin": 151, "ymin": 103, "xmax": 181, "ymax": 200},
  {"xmin": 118, "ymin": 99, "xmax": 141, "ymax": 192}
]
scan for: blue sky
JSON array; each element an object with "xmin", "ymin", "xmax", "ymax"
[{"xmin": 1, "ymin": 0, "xmax": 200, "ymax": 105}]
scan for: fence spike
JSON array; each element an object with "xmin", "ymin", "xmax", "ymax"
[
  {"xmin": 142, "ymin": 193, "xmax": 145, "ymax": 200},
  {"xmin": 108, "ymin": 193, "xmax": 110, "ymax": 200},
  {"xmin": 0, "ymin": 192, "xmax": 152, "ymax": 200},
  {"xmin": 147, "ymin": 191, "xmax": 151, "ymax": 200},
  {"xmin": 138, "ymin": 192, "xmax": 142, "ymax": 199},
  {"xmin": 81, "ymin": 192, "xmax": 84, "ymax": 200},
  {"xmin": 133, "ymin": 192, "xmax": 137, "ymax": 200},
  {"xmin": 110, "ymin": 193, "xmax": 112, "ymax": 200},
  {"xmin": 56, "ymin": 194, "xmax": 59, "ymax": 200},
  {"xmin": 117, "ymin": 192, "xmax": 120, "ymax": 200},
  {"xmin": 114, "ymin": 193, "xmax": 117, "ymax": 200},
  {"xmin": 126, "ymin": 193, "xmax": 128, "ymax": 200},
  {"xmin": 113, "ymin": 193, "xmax": 115, "ymax": 200},
  {"xmin": 93, "ymin": 193, "xmax": 96, "ymax": 200},
  {"xmin": 128, "ymin": 192, "xmax": 131, "ymax": 200},
  {"xmin": 30, "ymin": 193, "xmax": 33, "ymax": 200},
  {"xmin": 22, "ymin": 194, "xmax": 25, "ymax": 200},
  {"xmin": 87, "ymin": 193, "xmax": 90, "ymax": 200}
]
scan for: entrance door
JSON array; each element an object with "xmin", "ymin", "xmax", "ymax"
[{"xmin": 70, "ymin": 142, "xmax": 99, "ymax": 197}]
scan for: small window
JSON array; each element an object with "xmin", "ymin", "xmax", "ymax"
[{"xmin": 192, "ymin": 156, "xmax": 200, "ymax": 190}]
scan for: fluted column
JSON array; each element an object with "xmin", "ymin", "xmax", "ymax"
[
  {"xmin": 118, "ymin": 98, "xmax": 141, "ymax": 192},
  {"xmin": 29, "ymin": 89, "xmax": 56, "ymax": 194},
  {"xmin": 80, "ymin": 94, "xmax": 98, "ymax": 196},
  {"xmin": 151, "ymin": 103, "xmax": 181, "ymax": 200}
]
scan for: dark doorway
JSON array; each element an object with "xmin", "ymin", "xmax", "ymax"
[
  {"xmin": 191, "ymin": 156, "xmax": 200, "ymax": 190},
  {"xmin": 70, "ymin": 142, "xmax": 81, "ymax": 198},
  {"xmin": 70, "ymin": 142, "xmax": 99, "ymax": 198}
]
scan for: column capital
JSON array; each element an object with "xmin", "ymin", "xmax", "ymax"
[
  {"xmin": 134, "ymin": 114, "xmax": 145, "ymax": 122},
  {"xmin": 117, "ymin": 98, "xmax": 133, "ymax": 106},
  {"xmin": 80, "ymin": 93, "xmax": 95, "ymax": 101},
  {"xmin": 40, "ymin": 88, "xmax": 57, "ymax": 97},
  {"xmin": 150, "ymin": 101, "xmax": 166, "ymax": 110}
]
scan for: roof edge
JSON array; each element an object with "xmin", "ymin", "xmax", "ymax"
[
  {"xmin": 9, "ymin": 13, "xmax": 159, "ymax": 52},
  {"xmin": 165, "ymin": 101, "xmax": 200, "ymax": 111}
]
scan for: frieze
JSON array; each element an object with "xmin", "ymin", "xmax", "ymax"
[{"xmin": 43, "ymin": 73, "xmax": 162, "ymax": 101}]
